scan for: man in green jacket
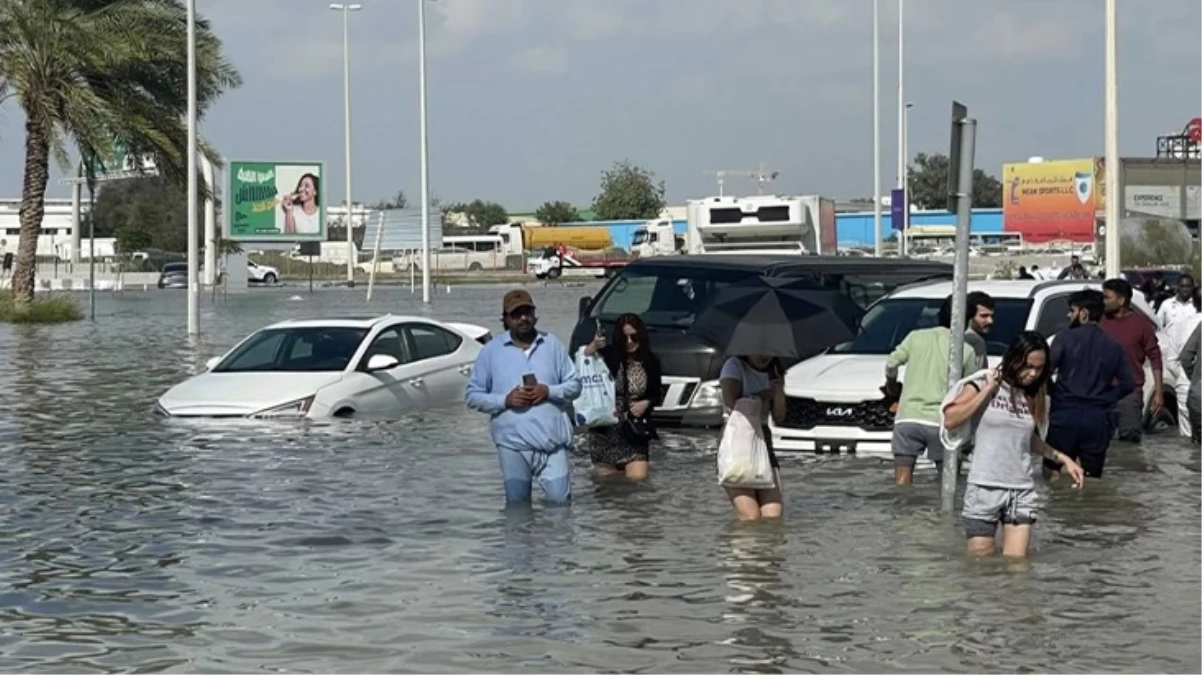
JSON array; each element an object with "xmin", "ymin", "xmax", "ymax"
[{"xmin": 884, "ymin": 295, "xmax": 980, "ymax": 486}]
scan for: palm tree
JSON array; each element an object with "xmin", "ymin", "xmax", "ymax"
[{"xmin": 0, "ymin": 0, "xmax": 241, "ymax": 307}]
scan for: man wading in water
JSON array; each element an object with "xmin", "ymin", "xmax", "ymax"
[{"xmin": 466, "ymin": 289, "xmax": 581, "ymax": 505}]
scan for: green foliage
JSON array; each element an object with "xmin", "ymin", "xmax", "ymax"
[
  {"xmin": 451, "ymin": 199, "xmax": 509, "ymax": 227},
  {"xmin": 0, "ymin": 292, "xmax": 83, "ymax": 324},
  {"xmin": 93, "ymin": 176, "xmax": 194, "ymax": 252},
  {"xmin": 1117, "ymin": 218, "xmax": 1196, "ymax": 267},
  {"xmin": 372, "ymin": 190, "xmax": 408, "ymax": 210},
  {"xmin": 906, "ymin": 152, "xmax": 1003, "ymax": 210},
  {"xmin": 592, "ymin": 160, "xmax": 666, "ymax": 220},
  {"xmin": 534, "ymin": 200, "xmax": 581, "ymax": 225}
]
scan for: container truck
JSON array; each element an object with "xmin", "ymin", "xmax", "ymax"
[{"xmin": 489, "ymin": 223, "xmax": 613, "ymax": 254}]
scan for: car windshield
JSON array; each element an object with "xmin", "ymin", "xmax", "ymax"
[
  {"xmin": 163, "ymin": 263, "xmax": 187, "ymax": 273},
  {"xmin": 214, "ymin": 326, "xmax": 369, "ymax": 372},
  {"xmin": 832, "ymin": 297, "xmax": 1034, "ymax": 356}
]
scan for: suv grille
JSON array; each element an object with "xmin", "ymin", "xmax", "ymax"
[{"xmin": 781, "ymin": 397, "xmax": 894, "ymax": 432}]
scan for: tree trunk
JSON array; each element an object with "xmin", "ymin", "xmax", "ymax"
[{"xmin": 10, "ymin": 116, "xmax": 51, "ymax": 308}]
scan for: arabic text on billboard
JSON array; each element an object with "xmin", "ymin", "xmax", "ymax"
[
  {"xmin": 227, "ymin": 160, "xmax": 325, "ymax": 241},
  {"xmin": 1002, "ymin": 158, "xmax": 1100, "ymax": 243}
]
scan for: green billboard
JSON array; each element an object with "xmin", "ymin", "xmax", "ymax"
[{"xmin": 227, "ymin": 160, "xmax": 325, "ymax": 241}]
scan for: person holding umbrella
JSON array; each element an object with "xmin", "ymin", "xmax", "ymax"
[{"xmin": 691, "ymin": 275, "xmax": 860, "ymax": 520}]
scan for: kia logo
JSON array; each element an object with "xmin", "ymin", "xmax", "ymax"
[{"xmin": 826, "ymin": 407, "xmax": 854, "ymax": 417}]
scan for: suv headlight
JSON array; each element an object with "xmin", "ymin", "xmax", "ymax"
[
  {"xmin": 251, "ymin": 395, "xmax": 315, "ymax": 418},
  {"xmin": 689, "ymin": 380, "xmax": 724, "ymax": 409}
]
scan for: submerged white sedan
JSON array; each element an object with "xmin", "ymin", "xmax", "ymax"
[{"xmin": 156, "ymin": 315, "xmax": 491, "ymax": 419}]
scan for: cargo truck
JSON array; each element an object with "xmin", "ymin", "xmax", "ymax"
[
  {"xmin": 684, "ymin": 194, "xmax": 838, "ymax": 255},
  {"xmin": 489, "ymin": 222, "xmax": 614, "ymax": 254}
]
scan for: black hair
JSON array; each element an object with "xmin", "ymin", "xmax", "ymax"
[
  {"xmin": 1068, "ymin": 289, "xmax": 1105, "ymax": 322},
  {"xmin": 1000, "ymin": 331, "xmax": 1052, "ymax": 414},
  {"xmin": 295, "ymin": 173, "xmax": 320, "ymax": 206},
  {"xmin": 610, "ymin": 313, "xmax": 651, "ymax": 363},
  {"xmin": 966, "ymin": 291, "xmax": 995, "ymax": 325},
  {"xmin": 1102, "ymin": 278, "xmax": 1133, "ymax": 304},
  {"xmin": 937, "ymin": 295, "xmax": 953, "ymax": 328}
]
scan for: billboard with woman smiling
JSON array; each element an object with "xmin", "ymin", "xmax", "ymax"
[{"xmin": 227, "ymin": 160, "xmax": 326, "ymax": 241}]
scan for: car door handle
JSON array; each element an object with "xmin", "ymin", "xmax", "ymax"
[
  {"xmin": 458, "ymin": 364, "xmax": 472, "ymax": 375},
  {"xmin": 408, "ymin": 377, "xmax": 424, "ymax": 386}
]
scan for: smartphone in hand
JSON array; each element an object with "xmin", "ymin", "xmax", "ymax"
[{"xmin": 522, "ymin": 372, "xmax": 538, "ymax": 388}]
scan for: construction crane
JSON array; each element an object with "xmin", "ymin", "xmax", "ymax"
[{"xmin": 705, "ymin": 162, "xmax": 779, "ymax": 196}]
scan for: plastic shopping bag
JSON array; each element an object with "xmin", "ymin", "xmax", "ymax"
[
  {"xmin": 717, "ymin": 398, "xmax": 775, "ymax": 489},
  {"xmin": 573, "ymin": 347, "xmax": 620, "ymax": 428}
]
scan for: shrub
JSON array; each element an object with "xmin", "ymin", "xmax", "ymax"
[{"xmin": 0, "ymin": 291, "xmax": 84, "ymax": 324}]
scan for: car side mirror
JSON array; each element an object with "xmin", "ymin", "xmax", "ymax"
[
  {"xmin": 578, "ymin": 296, "xmax": 592, "ymax": 320},
  {"xmin": 205, "ymin": 356, "xmax": 221, "ymax": 370},
  {"xmin": 366, "ymin": 354, "xmax": 399, "ymax": 372}
]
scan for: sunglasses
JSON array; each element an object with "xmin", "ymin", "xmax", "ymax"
[{"xmin": 507, "ymin": 306, "xmax": 536, "ymax": 319}]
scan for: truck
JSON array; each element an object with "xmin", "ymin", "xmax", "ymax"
[
  {"xmin": 488, "ymin": 222, "xmax": 614, "ymax": 255},
  {"xmin": 527, "ymin": 246, "xmax": 629, "ymax": 279},
  {"xmin": 683, "ymin": 194, "xmax": 837, "ymax": 255},
  {"xmin": 630, "ymin": 218, "xmax": 686, "ymax": 257}
]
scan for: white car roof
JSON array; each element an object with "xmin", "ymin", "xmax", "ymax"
[
  {"xmin": 263, "ymin": 314, "xmax": 459, "ymax": 330},
  {"xmin": 890, "ymin": 279, "xmax": 1097, "ymax": 300}
]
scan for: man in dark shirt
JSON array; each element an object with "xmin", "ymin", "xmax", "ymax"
[
  {"xmin": 1100, "ymin": 278, "xmax": 1164, "ymax": 443},
  {"xmin": 1044, "ymin": 290, "xmax": 1135, "ymax": 479},
  {"xmin": 1057, "ymin": 255, "xmax": 1089, "ymax": 280}
]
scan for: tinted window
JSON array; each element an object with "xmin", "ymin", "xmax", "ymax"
[
  {"xmin": 362, "ymin": 327, "xmax": 410, "ymax": 367},
  {"xmin": 215, "ymin": 327, "xmax": 369, "ymax": 372},
  {"xmin": 589, "ymin": 267, "xmax": 758, "ymax": 327},
  {"xmin": 406, "ymin": 324, "xmax": 462, "ymax": 360},
  {"xmin": 163, "ymin": 263, "xmax": 187, "ymax": 273},
  {"xmin": 834, "ymin": 297, "xmax": 1034, "ymax": 356},
  {"xmin": 1034, "ymin": 293, "xmax": 1073, "ymax": 338}
]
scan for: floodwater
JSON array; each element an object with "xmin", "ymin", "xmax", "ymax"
[{"xmin": 0, "ymin": 283, "xmax": 1198, "ymax": 674}]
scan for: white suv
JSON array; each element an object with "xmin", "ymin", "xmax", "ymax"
[{"xmin": 771, "ymin": 279, "xmax": 1166, "ymax": 461}]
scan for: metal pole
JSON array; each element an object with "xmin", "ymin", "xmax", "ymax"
[
  {"xmin": 418, "ymin": 0, "xmax": 432, "ymax": 304},
  {"xmin": 332, "ymin": 4, "xmax": 362, "ymax": 284},
  {"xmin": 186, "ymin": 0, "xmax": 199, "ymax": 336},
  {"xmin": 1103, "ymin": 0, "xmax": 1120, "ymax": 279},
  {"xmin": 902, "ymin": 103, "xmax": 911, "ymax": 256},
  {"xmin": 896, "ymin": 0, "xmax": 906, "ymax": 257},
  {"xmin": 943, "ymin": 117, "xmax": 977, "ymax": 514},
  {"xmin": 366, "ymin": 211, "xmax": 384, "ymax": 302},
  {"xmin": 88, "ymin": 182, "xmax": 95, "ymax": 321},
  {"xmin": 872, "ymin": 0, "xmax": 882, "ymax": 257}
]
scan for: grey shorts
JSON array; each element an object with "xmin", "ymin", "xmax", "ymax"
[
  {"xmin": 891, "ymin": 422, "xmax": 946, "ymax": 466},
  {"xmin": 1111, "ymin": 389, "xmax": 1144, "ymax": 442},
  {"xmin": 962, "ymin": 484, "xmax": 1037, "ymax": 538}
]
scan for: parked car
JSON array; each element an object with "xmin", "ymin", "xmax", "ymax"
[
  {"xmin": 155, "ymin": 315, "xmax": 491, "ymax": 419},
  {"xmin": 157, "ymin": 262, "xmax": 189, "ymax": 289},
  {"xmin": 248, "ymin": 260, "xmax": 279, "ymax": 284},
  {"xmin": 771, "ymin": 279, "xmax": 1168, "ymax": 462}
]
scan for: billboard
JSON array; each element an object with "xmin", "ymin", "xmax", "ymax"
[
  {"xmin": 1125, "ymin": 185, "xmax": 1200, "ymax": 220},
  {"xmin": 1002, "ymin": 158, "xmax": 1100, "ymax": 243},
  {"xmin": 227, "ymin": 160, "xmax": 325, "ymax": 241}
]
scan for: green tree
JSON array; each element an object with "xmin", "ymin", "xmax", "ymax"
[
  {"xmin": 0, "ymin": 0, "xmax": 240, "ymax": 308},
  {"xmin": 592, "ymin": 159, "xmax": 666, "ymax": 220},
  {"xmin": 372, "ymin": 190, "xmax": 408, "ymax": 210},
  {"xmin": 906, "ymin": 152, "xmax": 1003, "ymax": 210},
  {"xmin": 535, "ymin": 200, "xmax": 581, "ymax": 225},
  {"xmin": 458, "ymin": 199, "xmax": 509, "ymax": 227},
  {"xmin": 93, "ymin": 176, "xmax": 194, "ymax": 252}
]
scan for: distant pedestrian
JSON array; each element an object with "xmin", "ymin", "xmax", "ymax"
[
  {"xmin": 883, "ymin": 295, "xmax": 979, "ymax": 486},
  {"xmin": 466, "ymin": 289, "xmax": 582, "ymax": 505},
  {"xmin": 1100, "ymin": 278, "xmax": 1164, "ymax": 443},
  {"xmin": 1155, "ymin": 273, "xmax": 1199, "ymax": 331},
  {"xmin": 1043, "ymin": 290, "xmax": 1135, "ymax": 480},
  {"xmin": 1057, "ymin": 255, "xmax": 1089, "ymax": 280},
  {"xmin": 1178, "ymin": 323, "xmax": 1201, "ymax": 443},
  {"xmin": 964, "ymin": 291, "xmax": 995, "ymax": 371},
  {"xmin": 943, "ymin": 332, "xmax": 1085, "ymax": 558},
  {"xmin": 1017, "ymin": 266, "xmax": 1035, "ymax": 280}
]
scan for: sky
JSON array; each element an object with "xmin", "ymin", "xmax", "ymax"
[{"xmin": 1, "ymin": 0, "xmax": 1199, "ymax": 212}]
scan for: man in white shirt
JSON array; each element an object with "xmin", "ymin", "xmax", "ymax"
[
  {"xmin": 1156, "ymin": 274, "xmax": 1198, "ymax": 331},
  {"xmin": 1164, "ymin": 305, "xmax": 1202, "ymax": 437}
]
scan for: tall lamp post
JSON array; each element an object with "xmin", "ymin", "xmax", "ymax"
[
  {"xmin": 896, "ymin": 0, "xmax": 906, "ymax": 257},
  {"xmin": 418, "ymin": 0, "xmax": 432, "ymax": 304},
  {"xmin": 1103, "ymin": 0, "xmax": 1120, "ymax": 278},
  {"xmin": 186, "ymin": 0, "xmax": 198, "ymax": 336},
  {"xmin": 901, "ymin": 101, "xmax": 913, "ymax": 255},
  {"xmin": 872, "ymin": 0, "xmax": 882, "ymax": 257},
  {"xmin": 330, "ymin": 3, "xmax": 362, "ymax": 284}
]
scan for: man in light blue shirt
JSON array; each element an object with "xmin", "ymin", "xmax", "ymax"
[{"xmin": 466, "ymin": 289, "xmax": 582, "ymax": 504}]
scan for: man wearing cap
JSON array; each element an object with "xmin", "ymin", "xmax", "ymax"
[{"xmin": 466, "ymin": 289, "xmax": 582, "ymax": 504}]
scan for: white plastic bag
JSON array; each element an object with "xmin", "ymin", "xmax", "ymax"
[
  {"xmin": 717, "ymin": 398, "xmax": 775, "ymax": 489},
  {"xmin": 573, "ymin": 347, "xmax": 620, "ymax": 428}
]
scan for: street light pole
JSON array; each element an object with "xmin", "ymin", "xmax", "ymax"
[
  {"xmin": 418, "ymin": 0, "xmax": 432, "ymax": 304},
  {"xmin": 186, "ymin": 0, "xmax": 199, "ymax": 336},
  {"xmin": 330, "ymin": 3, "xmax": 362, "ymax": 284},
  {"xmin": 896, "ymin": 0, "xmax": 906, "ymax": 257},
  {"xmin": 1103, "ymin": 0, "xmax": 1120, "ymax": 278},
  {"xmin": 872, "ymin": 0, "xmax": 882, "ymax": 257}
]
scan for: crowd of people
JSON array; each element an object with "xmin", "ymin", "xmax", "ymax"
[{"xmin": 463, "ymin": 277, "xmax": 1200, "ymax": 559}]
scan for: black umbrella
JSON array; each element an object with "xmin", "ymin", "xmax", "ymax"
[{"xmin": 689, "ymin": 276, "xmax": 861, "ymax": 359}]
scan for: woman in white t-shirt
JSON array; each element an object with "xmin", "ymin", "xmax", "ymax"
[
  {"xmin": 281, "ymin": 173, "xmax": 321, "ymax": 235},
  {"xmin": 719, "ymin": 354, "xmax": 786, "ymax": 521}
]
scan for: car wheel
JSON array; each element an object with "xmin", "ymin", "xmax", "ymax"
[
  {"xmin": 263, "ymin": 272, "xmax": 277, "ymax": 285},
  {"xmin": 469, "ymin": 262, "xmax": 484, "ymax": 272},
  {"xmin": 333, "ymin": 407, "xmax": 354, "ymax": 419},
  {"xmin": 547, "ymin": 267, "xmax": 562, "ymax": 280}
]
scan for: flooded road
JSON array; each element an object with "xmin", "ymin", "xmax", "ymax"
[{"xmin": 0, "ymin": 284, "xmax": 1198, "ymax": 673}]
